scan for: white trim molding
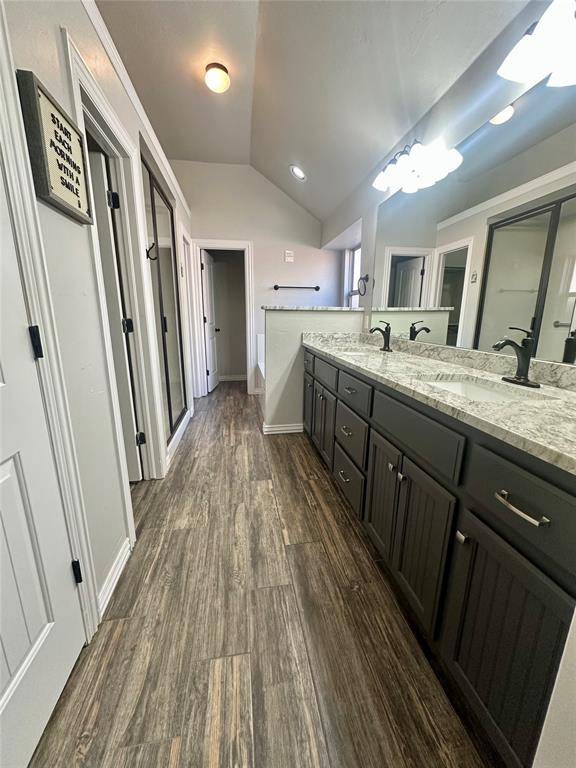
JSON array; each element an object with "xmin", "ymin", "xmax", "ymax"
[
  {"xmin": 189, "ymin": 239, "xmax": 256, "ymax": 397},
  {"xmin": 374, "ymin": 245, "xmax": 436, "ymax": 308},
  {"xmin": 80, "ymin": 0, "xmax": 191, "ymax": 220},
  {"xmin": 97, "ymin": 538, "xmax": 131, "ymax": 617},
  {"xmin": 0, "ymin": 4, "xmax": 99, "ymax": 639},
  {"xmin": 166, "ymin": 409, "xmax": 191, "ymax": 468},
  {"xmin": 437, "ymin": 162, "xmax": 576, "ymax": 231},
  {"xmin": 262, "ymin": 423, "xmax": 304, "ymax": 435}
]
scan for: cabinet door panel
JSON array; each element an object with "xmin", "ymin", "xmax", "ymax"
[
  {"xmin": 312, "ymin": 380, "xmax": 323, "ymax": 449},
  {"xmin": 392, "ymin": 457, "xmax": 455, "ymax": 636},
  {"xmin": 303, "ymin": 373, "xmax": 314, "ymax": 435},
  {"xmin": 320, "ymin": 389, "xmax": 336, "ymax": 469},
  {"xmin": 442, "ymin": 509, "xmax": 574, "ymax": 768},
  {"xmin": 364, "ymin": 430, "xmax": 402, "ymax": 561}
]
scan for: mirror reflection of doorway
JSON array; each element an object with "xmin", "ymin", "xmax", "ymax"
[
  {"xmin": 388, "ymin": 254, "xmax": 425, "ymax": 307},
  {"xmin": 438, "ymin": 247, "xmax": 468, "ymax": 346}
]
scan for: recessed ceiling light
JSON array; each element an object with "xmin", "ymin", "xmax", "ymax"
[
  {"xmin": 489, "ymin": 104, "xmax": 515, "ymax": 125},
  {"xmin": 205, "ymin": 63, "xmax": 230, "ymax": 93},
  {"xmin": 290, "ymin": 164, "xmax": 307, "ymax": 181}
]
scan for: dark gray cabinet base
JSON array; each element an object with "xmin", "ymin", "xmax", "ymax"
[{"xmin": 442, "ymin": 509, "xmax": 574, "ymax": 768}]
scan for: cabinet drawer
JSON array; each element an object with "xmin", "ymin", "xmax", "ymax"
[
  {"xmin": 335, "ymin": 400, "xmax": 368, "ymax": 469},
  {"xmin": 338, "ymin": 371, "xmax": 372, "ymax": 416},
  {"xmin": 314, "ymin": 358, "xmax": 338, "ymax": 390},
  {"xmin": 372, "ymin": 391, "xmax": 465, "ymax": 482},
  {"xmin": 333, "ymin": 443, "xmax": 365, "ymax": 517},
  {"xmin": 303, "ymin": 349, "xmax": 314, "ymax": 374},
  {"xmin": 464, "ymin": 445, "xmax": 576, "ymax": 586}
]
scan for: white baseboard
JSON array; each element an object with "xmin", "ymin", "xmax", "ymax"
[
  {"xmin": 98, "ymin": 538, "xmax": 131, "ymax": 617},
  {"xmin": 262, "ymin": 422, "xmax": 304, "ymax": 434},
  {"xmin": 167, "ymin": 409, "xmax": 191, "ymax": 468},
  {"xmin": 219, "ymin": 374, "xmax": 247, "ymax": 381}
]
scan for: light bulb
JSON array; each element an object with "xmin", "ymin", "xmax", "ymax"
[
  {"xmin": 205, "ymin": 63, "xmax": 230, "ymax": 93},
  {"xmin": 489, "ymin": 105, "xmax": 515, "ymax": 125},
  {"xmin": 289, "ymin": 165, "xmax": 307, "ymax": 181},
  {"xmin": 445, "ymin": 148, "xmax": 463, "ymax": 173}
]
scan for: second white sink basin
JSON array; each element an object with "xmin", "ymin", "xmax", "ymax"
[{"xmin": 425, "ymin": 375, "xmax": 552, "ymax": 403}]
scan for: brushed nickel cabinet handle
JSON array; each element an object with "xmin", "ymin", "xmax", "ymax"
[
  {"xmin": 494, "ymin": 489, "xmax": 551, "ymax": 528},
  {"xmin": 340, "ymin": 425, "xmax": 353, "ymax": 437},
  {"xmin": 387, "ymin": 462, "xmax": 396, "ymax": 473},
  {"xmin": 456, "ymin": 530, "xmax": 469, "ymax": 545},
  {"xmin": 397, "ymin": 471, "xmax": 406, "ymax": 482},
  {"xmin": 344, "ymin": 386, "xmax": 357, "ymax": 394},
  {"xmin": 338, "ymin": 470, "xmax": 350, "ymax": 484}
]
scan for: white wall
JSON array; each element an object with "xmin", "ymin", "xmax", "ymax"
[
  {"xmin": 5, "ymin": 0, "xmax": 193, "ymax": 592},
  {"xmin": 210, "ymin": 250, "xmax": 247, "ymax": 379},
  {"xmin": 264, "ymin": 309, "xmax": 363, "ymax": 429},
  {"xmin": 171, "ymin": 161, "xmax": 343, "ymax": 341}
]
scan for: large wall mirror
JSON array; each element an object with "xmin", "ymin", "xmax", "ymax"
[{"xmin": 369, "ymin": 78, "xmax": 576, "ymax": 364}]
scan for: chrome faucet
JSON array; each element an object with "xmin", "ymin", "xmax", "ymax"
[
  {"xmin": 370, "ymin": 322, "xmax": 392, "ymax": 352},
  {"xmin": 409, "ymin": 321, "xmax": 430, "ymax": 341},
  {"xmin": 492, "ymin": 327, "xmax": 540, "ymax": 388}
]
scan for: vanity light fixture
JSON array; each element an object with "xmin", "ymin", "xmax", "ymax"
[
  {"xmin": 204, "ymin": 63, "xmax": 230, "ymax": 93},
  {"xmin": 290, "ymin": 164, "xmax": 307, "ymax": 182},
  {"xmin": 372, "ymin": 138, "xmax": 463, "ymax": 195},
  {"xmin": 498, "ymin": 0, "xmax": 576, "ymax": 87},
  {"xmin": 489, "ymin": 104, "xmax": 515, "ymax": 125}
]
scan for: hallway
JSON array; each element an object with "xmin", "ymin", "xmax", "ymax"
[{"xmin": 30, "ymin": 383, "xmax": 491, "ymax": 767}]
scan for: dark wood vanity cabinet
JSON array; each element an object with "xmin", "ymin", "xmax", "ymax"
[
  {"xmin": 302, "ymin": 347, "xmax": 575, "ymax": 768},
  {"xmin": 364, "ymin": 430, "xmax": 401, "ymax": 561},
  {"xmin": 311, "ymin": 379, "xmax": 336, "ymax": 469},
  {"xmin": 442, "ymin": 509, "xmax": 574, "ymax": 768},
  {"xmin": 392, "ymin": 458, "xmax": 455, "ymax": 636},
  {"xmin": 303, "ymin": 373, "xmax": 314, "ymax": 435}
]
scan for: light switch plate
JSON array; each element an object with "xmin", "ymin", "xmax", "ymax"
[{"xmin": 284, "ymin": 250, "xmax": 294, "ymax": 263}]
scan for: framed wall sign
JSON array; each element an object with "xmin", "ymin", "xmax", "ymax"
[{"xmin": 16, "ymin": 69, "xmax": 92, "ymax": 225}]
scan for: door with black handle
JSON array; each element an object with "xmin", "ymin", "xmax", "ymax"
[{"xmin": 441, "ymin": 509, "xmax": 574, "ymax": 768}]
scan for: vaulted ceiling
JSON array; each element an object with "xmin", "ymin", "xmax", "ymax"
[{"xmin": 97, "ymin": 0, "xmax": 529, "ymax": 220}]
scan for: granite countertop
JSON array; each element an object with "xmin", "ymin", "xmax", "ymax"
[
  {"xmin": 262, "ymin": 306, "xmax": 365, "ymax": 311},
  {"xmin": 302, "ymin": 333, "xmax": 576, "ymax": 476}
]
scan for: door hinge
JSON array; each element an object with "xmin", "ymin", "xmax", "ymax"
[
  {"xmin": 121, "ymin": 317, "xmax": 134, "ymax": 334},
  {"xmin": 162, "ymin": 316, "xmax": 168, "ymax": 333},
  {"xmin": 203, "ymin": 315, "xmax": 207, "ymax": 324},
  {"xmin": 201, "ymin": 262, "xmax": 204, "ymax": 271},
  {"xmin": 71, "ymin": 559, "xmax": 83, "ymax": 584},
  {"xmin": 136, "ymin": 431, "xmax": 146, "ymax": 445},
  {"xmin": 206, "ymin": 369, "xmax": 210, "ymax": 376},
  {"xmin": 28, "ymin": 325, "xmax": 44, "ymax": 359},
  {"xmin": 420, "ymin": 268, "xmax": 425, "ymax": 277},
  {"xmin": 106, "ymin": 190, "xmax": 120, "ymax": 209}
]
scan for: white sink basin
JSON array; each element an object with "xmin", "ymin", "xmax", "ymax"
[{"xmin": 425, "ymin": 375, "xmax": 551, "ymax": 403}]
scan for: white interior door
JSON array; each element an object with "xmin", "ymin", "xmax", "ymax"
[
  {"xmin": 394, "ymin": 256, "xmax": 424, "ymax": 306},
  {"xmin": 0, "ymin": 157, "xmax": 86, "ymax": 767},
  {"xmin": 201, "ymin": 250, "xmax": 219, "ymax": 392},
  {"xmin": 88, "ymin": 150, "xmax": 141, "ymax": 481}
]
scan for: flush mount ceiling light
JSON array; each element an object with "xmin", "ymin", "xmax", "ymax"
[
  {"xmin": 204, "ymin": 62, "xmax": 230, "ymax": 93},
  {"xmin": 372, "ymin": 139, "xmax": 463, "ymax": 195},
  {"xmin": 497, "ymin": 0, "xmax": 576, "ymax": 87},
  {"xmin": 289, "ymin": 164, "xmax": 307, "ymax": 181},
  {"xmin": 489, "ymin": 104, "xmax": 515, "ymax": 125}
]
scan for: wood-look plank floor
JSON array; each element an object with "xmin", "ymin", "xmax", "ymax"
[{"xmin": 30, "ymin": 383, "xmax": 494, "ymax": 768}]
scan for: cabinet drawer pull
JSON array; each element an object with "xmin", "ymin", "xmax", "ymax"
[
  {"xmin": 307, "ymin": 383, "xmax": 312, "ymax": 389},
  {"xmin": 397, "ymin": 471, "xmax": 406, "ymax": 482},
  {"xmin": 494, "ymin": 489, "xmax": 551, "ymax": 528},
  {"xmin": 338, "ymin": 469, "xmax": 351, "ymax": 484},
  {"xmin": 340, "ymin": 425, "xmax": 353, "ymax": 437},
  {"xmin": 344, "ymin": 386, "xmax": 357, "ymax": 395},
  {"xmin": 317, "ymin": 393, "xmax": 323, "ymax": 401},
  {"xmin": 387, "ymin": 462, "xmax": 397, "ymax": 473},
  {"xmin": 455, "ymin": 530, "xmax": 469, "ymax": 545}
]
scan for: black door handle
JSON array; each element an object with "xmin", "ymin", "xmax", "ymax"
[{"xmin": 215, "ymin": 328, "xmax": 221, "ymax": 332}]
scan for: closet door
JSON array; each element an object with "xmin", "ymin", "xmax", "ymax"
[{"xmin": 142, "ymin": 160, "xmax": 187, "ymax": 441}]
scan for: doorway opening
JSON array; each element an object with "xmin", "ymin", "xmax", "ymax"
[
  {"xmin": 201, "ymin": 249, "xmax": 247, "ymax": 392},
  {"xmin": 87, "ymin": 132, "xmax": 143, "ymax": 480},
  {"xmin": 436, "ymin": 246, "xmax": 469, "ymax": 346}
]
